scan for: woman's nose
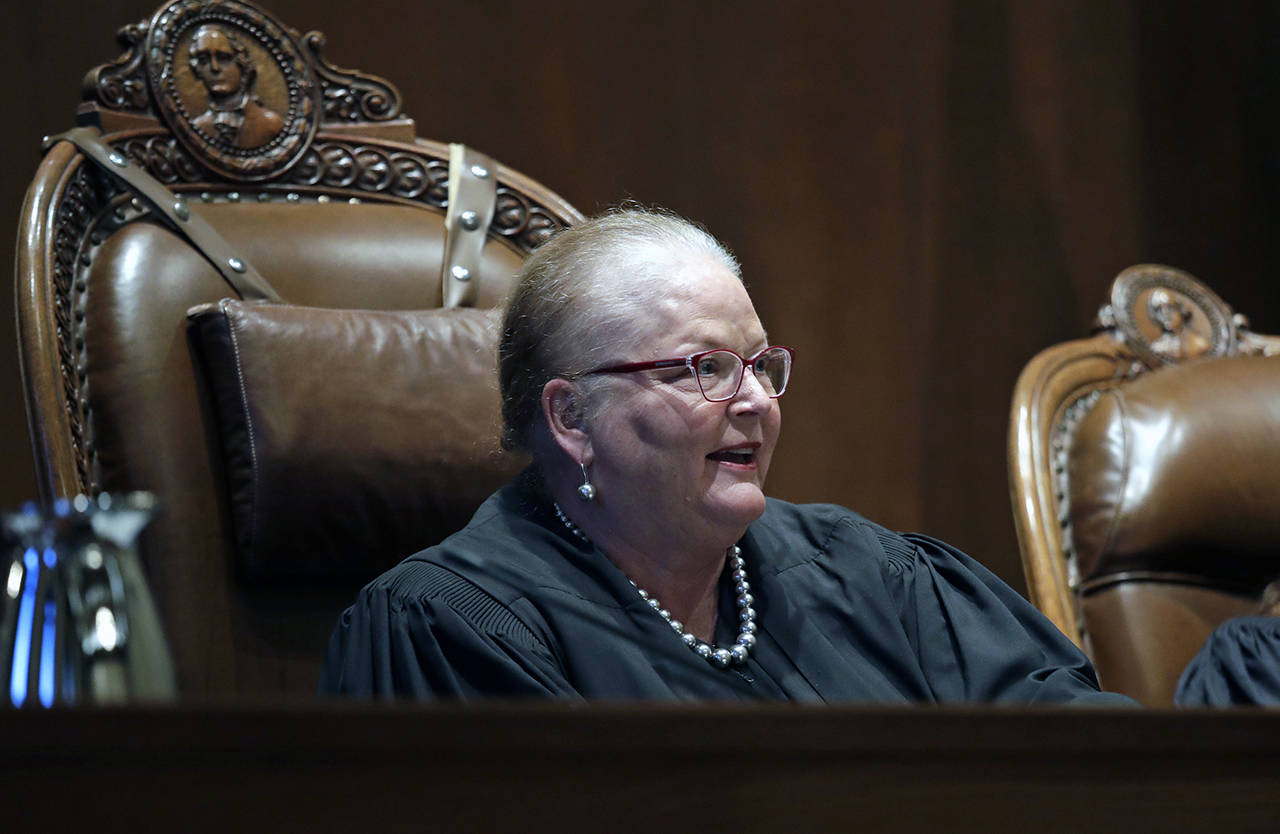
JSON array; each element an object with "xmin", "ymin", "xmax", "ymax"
[{"xmin": 730, "ymin": 368, "xmax": 774, "ymax": 411}]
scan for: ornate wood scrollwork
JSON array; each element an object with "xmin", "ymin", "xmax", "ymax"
[
  {"xmin": 1092, "ymin": 265, "xmax": 1280, "ymax": 368},
  {"xmin": 71, "ymin": 0, "xmax": 576, "ymax": 247},
  {"xmin": 79, "ymin": 131, "xmax": 570, "ymax": 250},
  {"xmin": 50, "ymin": 163, "xmax": 135, "ymax": 494},
  {"xmin": 119, "ymin": 134, "xmax": 206, "ymax": 183},
  {"xmin": 302, "ymin": 32, "xmax": 402, "ymax": 122},
  {"xmin": 146, "ymin": 0, "xmax": 319, "ymax": 180},
  {"xmin": 283, "ymin": 140, "xmax": 450, "ymax": 200},
  {"xmin": 81, "ymin": 0, "xmax": 407, "ymax": 182},
  {"xmin": 82, "ymin": 21, "xmax": 151, "ymax": 112},
  {"xmin": 493, "ymin": 189, "xmax": 563, "ymax": 249},
  {"xmin": 1106, "ymin": 265, "xmax": 1234, "ymax": 368}
]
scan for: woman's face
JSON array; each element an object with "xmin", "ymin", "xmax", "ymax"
[{"xmin": 583, "ymin": 257, "xmax": 782, "ymax": 547}]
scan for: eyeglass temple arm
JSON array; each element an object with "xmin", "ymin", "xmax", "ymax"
[{"xmin": 587, "ymin": 358, "xmax": 690, "ymax": 375}]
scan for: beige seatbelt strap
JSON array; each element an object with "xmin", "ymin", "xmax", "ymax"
[
  {"xmin": 44, "ymin": 127, "xmax": 283, "ymax": 303},
  {"xmin": 440, "ymin": 142, "xmax": 498, "ymax": 309}
]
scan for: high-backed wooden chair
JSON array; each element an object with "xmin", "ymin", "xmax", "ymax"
[
  {"xmin": 15, "ymin": 0, "xmax": 581, "ymax": 696},
  {"xmin": 1009, "ymin": 265, "xmax": 1280, "ymax": 705}
]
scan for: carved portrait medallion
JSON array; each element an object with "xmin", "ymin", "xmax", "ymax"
[
  {"xmin": 1110, "ymin": 265, "xmax": 1233, "ymax": 367},
  {"xmin": 145, "ymin": 0, "xmax": 318, "ymax": 180}
]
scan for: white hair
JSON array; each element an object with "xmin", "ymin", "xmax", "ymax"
[{"xmin": 498, "ymin": 207, "xmax": 741, "ymax": 452}]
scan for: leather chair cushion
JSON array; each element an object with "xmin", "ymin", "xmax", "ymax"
[
  {"xmin": 1067, "ymin": 355, "xmax": 1280, "ymax": 586},
  {"xmin": 1082, "ymin": 581, "xmax": 1260, "ymax": 706},
  {"xmin": 187, "ymin": 299, "xmax": 527, "ymax": 580}
]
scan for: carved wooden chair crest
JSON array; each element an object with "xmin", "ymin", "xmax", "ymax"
[
  {"xmin": 16, "ymin": 0, "xmax": 582, "ymax": 696},
  {"xmin": 1009, "ymin": 265, "xmax": 1280, "ymax": 705}
]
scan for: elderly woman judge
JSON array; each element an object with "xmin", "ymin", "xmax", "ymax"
[{"xmin": 321, "ymin": 209, "xmax": 1127, "ymax": 704}]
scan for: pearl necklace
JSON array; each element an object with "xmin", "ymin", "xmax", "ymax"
[{"xmin": 552, "ymin": 501, "xmax": 757, "ymax": 668}]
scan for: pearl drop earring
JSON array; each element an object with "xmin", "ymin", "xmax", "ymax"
[{"xmin": 577, "ymin": 462, "xmax": 596, "ymax": 501}]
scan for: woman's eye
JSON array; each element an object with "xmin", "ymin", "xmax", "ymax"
[{"xmin": 696, "ymin": 357, "xmax": 721, "ymax": 376}]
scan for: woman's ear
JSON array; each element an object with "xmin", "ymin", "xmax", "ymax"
[{"xmin": 541, "ymin": 377, "xmax": 591, "ymax": 462}]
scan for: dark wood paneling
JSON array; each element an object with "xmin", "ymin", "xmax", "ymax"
[
  {"xmin": 3, "ymin": 0, "xmax": 1276, "ymax": 597},
  {"xmin": 5, "ymin": 704, "xmax": 1280, "ymax": 831}
]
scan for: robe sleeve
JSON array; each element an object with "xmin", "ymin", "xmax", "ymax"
[
  {"xmin": 875, "ymin": 528, "xmax": 1135, "ymax": 705},
  {"xmin": 318, "ymin": 564, "xmax": 581, "ymax": 700},
  {"xmin": 1175, "ymin": 616, "xmax": 1280, "ymax": 707}
]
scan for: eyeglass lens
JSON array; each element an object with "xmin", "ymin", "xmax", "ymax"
[{"xmin": 695, "ymin": 348, "xmax": 791, "ymax": 401}]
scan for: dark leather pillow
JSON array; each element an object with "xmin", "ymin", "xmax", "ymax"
[
  {"xmin": 1067, "ymin": 354, "xmax": 1280, "ymax": 587},
  {"xmin": 187, "ymin": 299, "xmax": 527, "ymax": 581}
]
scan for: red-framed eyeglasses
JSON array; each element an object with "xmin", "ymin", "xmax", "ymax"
[{"xmin": 583, "ymin": 345, "xmax": 794, "ymax": 402}]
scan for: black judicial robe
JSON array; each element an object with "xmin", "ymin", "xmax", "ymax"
[
  {"xmin": 321, "ymin": 471, "xmax": 1130, "ymax": 704},
  {"xmin": 1175, "ymin": 616, "xmax": 1280, "ymax": 707}
]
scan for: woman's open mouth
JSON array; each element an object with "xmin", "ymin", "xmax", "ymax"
[{"xmin": 707, "ymin": 446, "xmax": 757, "ymax": 466}]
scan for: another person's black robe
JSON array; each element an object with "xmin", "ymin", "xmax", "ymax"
[
  {"xmin": 1176, "ymin": 616, "xmax": 1280, "ymax": 706},
  {"xmin": 321, "ymin": 471, "xmax": 1130, "ymax": 704}
]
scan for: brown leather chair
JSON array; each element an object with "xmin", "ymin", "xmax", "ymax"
[
  {"xmin": 15, "ymin": 0, "xmax": 581, "ymax": 697},
  {"xmin": 1008, "ymin": 265, "xmax": 1280, "ymax": 705}
]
